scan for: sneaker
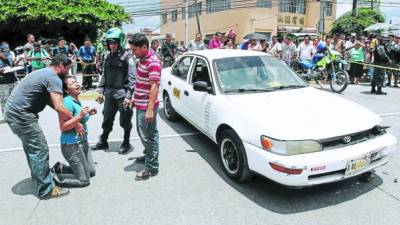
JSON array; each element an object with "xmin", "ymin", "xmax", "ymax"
[
  {"xmin": 91, "ymin": 140, "xmax": 109, "ymax": 150},
  {"xmin": 135, "ymin": 169, "xmax": 158, "ymax": 181},
  {"xmin": 119, "ymin": 141, "xmax": 132, "ymax": 154},
  {"xmin": 135, "ymin": 155, "xmax": 146, "ymax": 163},
  {"xmin": 40, "ymin": 186, "xmax": 70, "ymax": 200}
]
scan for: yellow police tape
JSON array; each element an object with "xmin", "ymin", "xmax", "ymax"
[{"xmin": 348, "ymin": 61, "xmax": 400, "ymax": 71}]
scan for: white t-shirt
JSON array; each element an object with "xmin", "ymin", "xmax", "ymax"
[
  {"xmin": 297, "ymin": 42, "xmax": 316, "ymax": 60},
  {"xmin": 345, "ymin": 40, "xmax": 356, "ymax": 50},
  {"xmin": 269, "ymin": 42, "xmax": 282, "ymax": 58}
]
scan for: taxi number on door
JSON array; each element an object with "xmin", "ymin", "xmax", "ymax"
[{"xmin": 173, "ymin": 87, "xmax": 181, "ymax": 99}]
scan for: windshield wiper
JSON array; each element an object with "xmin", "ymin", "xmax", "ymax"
[
  {"xmin": 271, "ymin": 85, "xmax": 306, "ymax": 90},
  {"xmin": 224, "ymin": 88, "xmax": 275, "ymax": 93}
]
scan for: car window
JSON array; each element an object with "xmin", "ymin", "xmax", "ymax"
[
  {"xmin": 214, "ymin": 56, "xmax": 306, "ymax": 92},
  {"xmin": 171, "ymin": 56, "xmax": 193, "ymax": 80},
  {"xmin": 190, "ymin": 58, "xmax": 212, "ymax": 87}
]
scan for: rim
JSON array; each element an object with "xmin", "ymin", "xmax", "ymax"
[
  {"xmin": 220, "ymin": 138, "xmax": 240, "ymax": 174},
  {"xmin": 332, "ymin": 72, "xmax": 346, "ymax": 89},
  {"xmin": 164, "ymin": 95, "xmax": 172, "ymax": 118}
]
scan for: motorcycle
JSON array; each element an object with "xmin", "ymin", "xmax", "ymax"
[{"xmin": 292, "ymin": 48, "xmax": 349, "ymax": 93}]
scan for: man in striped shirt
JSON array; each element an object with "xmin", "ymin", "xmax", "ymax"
[{"xmin": 129, "ymin": 33, "xmax": 162, "ymax": 180}]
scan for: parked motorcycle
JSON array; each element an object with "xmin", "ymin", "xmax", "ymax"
[{"xmin": 292, "ymin": 46, "xmax": 349, "ymax": 93}]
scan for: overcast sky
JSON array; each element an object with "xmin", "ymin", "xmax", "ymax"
[{"xmin": 109, "ymin": 0, "xmax": 400, "ymax": 33}]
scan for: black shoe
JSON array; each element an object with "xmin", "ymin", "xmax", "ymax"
[
  {"xmin": 119, "ymin": 141, "xmax": 132, "ymax": 154},
  {"xmin": 91, "ymin": 140, "xmax": 109, "ymax": 150},
  {"xmin": 371, "ymin": 88, "xmax": 377, "ymax": 94},
  {"xmin": 376, "ymin": 91, "xmax": 387, "ymax": 95},
  {"xmin": 135, "ymin": 169, "xmax": 158, "ymax": 180},
  {"xmin": 51, "ymin": 162, "xmax": 63, "ymax": 174},
  {"xmin": 135, "ymin": 155, "xmax": 146, "ymax": 163}
]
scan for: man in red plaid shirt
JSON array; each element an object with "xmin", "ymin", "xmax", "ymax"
[{"xmin": 129, "ymin": 33, "xmax": 162, "ymax": 180}]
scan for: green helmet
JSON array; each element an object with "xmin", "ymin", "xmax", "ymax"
[{"xmin": 104, "ymin": 27, "xmax": 125, "ymax": 48}]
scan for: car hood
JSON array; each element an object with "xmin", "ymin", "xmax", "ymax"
[{"xmin": 224, "ymin": 87, "xmax": 381, "ymax": 140}]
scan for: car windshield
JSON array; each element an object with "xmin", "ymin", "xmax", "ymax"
[{"xmin": 213, "ymin": 55, "xmax": 307, "ymax": 93}]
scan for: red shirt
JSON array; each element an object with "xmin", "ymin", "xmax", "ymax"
[{"xmin": 134, "ymin": 50, "xmax": 162, "ymax": 110}]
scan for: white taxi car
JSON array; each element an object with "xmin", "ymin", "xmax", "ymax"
[{"xmin": 160, "ymin": 49, "xmax": 397, "ymax": 187}]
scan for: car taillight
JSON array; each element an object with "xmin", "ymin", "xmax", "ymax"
[{"xmin": 269, "ymin": 162, "xmax": 303, "ymax": 175}]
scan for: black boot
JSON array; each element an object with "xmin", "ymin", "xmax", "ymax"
[
  {"xmin": 92, "ymin": 134, "xmax": 109, "ymax": 150},
  {"xmin": 376, "ymin": 86, "xmax": 387, "ymax": 95},
  {"xmin": 119, "ymin": 139, "xmax": 131, "ymax": 154},
  {"xmin": 370, "ymin": 85, "xmax": 377, "ymax": 94}
]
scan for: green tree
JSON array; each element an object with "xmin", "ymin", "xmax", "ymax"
[
  {"xmin": 330, "ymin": 8, "xmax": 385, "ymax": 36},
  {"xmin": 0, "ymin": 0, "xmax": 130, "ymax": 47}
]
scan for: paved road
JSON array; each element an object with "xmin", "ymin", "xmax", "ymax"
[{"xmin": 0, "ymin": 84, "xmax": 399, "ymax": 225}]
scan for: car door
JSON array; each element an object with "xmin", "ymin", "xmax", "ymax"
[
  {"xmin": 166, "ymin": 56, "xmax": 194, "ymax": 115},
  {"xmin": 183, "ymin": 56, "xmax": 216, "ymax": 135}
]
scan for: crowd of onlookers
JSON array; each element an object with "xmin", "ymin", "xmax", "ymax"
[{"xmin": 150, "ymin": 30, "xmax": 399, "ymax": 94}]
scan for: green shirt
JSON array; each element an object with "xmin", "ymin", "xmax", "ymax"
[
  {"xmin": 349, "ymin": 47, "xmax": 365, "ymax": 62},
  {"xmin": 28, "ymin": 49, "xmax": 49, "ymax": 69}
]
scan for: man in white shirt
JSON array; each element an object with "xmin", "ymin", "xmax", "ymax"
[
  {"xmin": 247, "ymin": 39, "xmax": 262, "ymax": 51},
  {"xmin": 186, "ymin": 33, "xmax": 207, "ymax": 51},
  {"xmin": 297, "ymin": 35, "xmax": 316, "ymax": 61},
  {"xmin": 345, "ymin": 33, "xmax": 357, "ymax": 51},
  {"xmin": 269, "ymin": 36, "xmax": 282, "ymax": 58}
]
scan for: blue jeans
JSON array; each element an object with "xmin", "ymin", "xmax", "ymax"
[
  {"xmin": 136, "ymin": 108, "xmax": 159, "ymax": 171},
  {"xmin": 55, "ymin": 141, "xmax": 96, "ymax": 187},
  {"xmin": 6, "ymin": 118, "xmax": 54, "ymax": 197}
]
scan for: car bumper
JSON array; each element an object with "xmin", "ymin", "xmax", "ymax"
[{"xmin": 244, "ymin": 133, "xmax": 397, "ymax": 187}]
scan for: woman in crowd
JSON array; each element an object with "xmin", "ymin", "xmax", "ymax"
[
  {"xmin": 347, "ymin": 41, "xmax": 365, "ymax": 85},
  {"xmin": 69, "ymin": 43, "xmax": 79, "ymax": 75},
  {"xmin": 52, "ymin": 75, "xmax": 96, "ymax": 187}
]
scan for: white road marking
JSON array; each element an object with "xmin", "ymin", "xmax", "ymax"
[
  {"xmin": 378, "ymin": 112, "xmax": 400, "ymax": 117},
  {"xmin": 0, "ymin": 132, "xmax": 201, "ymax": 153}
]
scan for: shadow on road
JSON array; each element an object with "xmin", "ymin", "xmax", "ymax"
[
  {"xmin": 11, "ymin": 178, "xmax": 37, "ymax": 197},
  {"xmin": 159, "ymin": 107, "xmax": 384, "ymax": 214}
]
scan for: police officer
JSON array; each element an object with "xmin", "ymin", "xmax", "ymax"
[
  {"xmin": 92, "ymin": 28, "xmax": 136, "ymax": 154},
  {"xmin": 371, "ymin": 37, "xmax": 392, "ymax": 95},
  {"xmin": 0, "ymin": 45, "xmax": 18, "ymax": 119}
]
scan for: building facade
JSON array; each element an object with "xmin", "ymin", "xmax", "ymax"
[{"xmin": 160, "ymin": 0, "xmax": 336, "ymax": 45}]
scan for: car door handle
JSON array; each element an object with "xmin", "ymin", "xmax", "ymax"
[
  {"xmin": 168, "ymin": 81, "xmax": 171, "ymax": 85},
  {"xmin": 184, "ymin": 90, "xmax": 189, "ymax": 96}
]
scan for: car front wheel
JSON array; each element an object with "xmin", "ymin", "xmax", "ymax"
[
  {"xmin": 163, "ymin": 93, "xmax": 179, "ymax": 121},
  {"xmin": 219, "ymin": 130, "xmax": 252, "ymax": 182}
]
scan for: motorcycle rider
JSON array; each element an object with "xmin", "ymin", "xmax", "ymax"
[{"xmin": 92, "ymin": 28, "xmax": 136, "ymax": 154}]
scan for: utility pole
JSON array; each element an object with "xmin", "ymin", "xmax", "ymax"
[
  {"xmin": 194, "ymin": 0, "xmax": 201, "ymax": 35},
  {"xmin": 319, "ymin": 0, "xmax": 325, "ymax": 35},
  {"xmin": 184, "ymin": 0, "xmax": 189, "ymax": 45},
  {"xmin": 352, "ymin": 0, "xmax": 358, "ymax": 16}
]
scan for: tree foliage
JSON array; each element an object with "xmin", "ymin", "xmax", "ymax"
[
  {"xmin": 330, "ymin": 8, "xmax": 385, "ymax": 36},
  {"xmin": 0, "ymin": 0, "xmax": 130, "ymax": 47}
]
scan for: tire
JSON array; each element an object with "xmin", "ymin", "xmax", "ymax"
[
  {"xmin": 219, "ymin": 130, "xmax": 252, "ymax": 182},
  {"xmin": 330, "ymin": 70, "xmax": 349, "ymax": 93},
  {"xmin": 163, "ymin": 93, "xmax": 179, "ymax": 121}
]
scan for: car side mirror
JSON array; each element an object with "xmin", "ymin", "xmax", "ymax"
[{"xmin": 193, "ymin": 81, "xmax": 211, "ymax": 93}]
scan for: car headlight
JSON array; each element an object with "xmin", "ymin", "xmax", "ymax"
[{"xmin": 261, "ymin": 136, "xmax": 322, "ymax": 155}]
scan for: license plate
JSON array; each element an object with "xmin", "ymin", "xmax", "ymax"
[
  {"xmin": 345, "ymin": 155, "xmax": 371, "ymax": 176},
  {"xmin": 173, "ymin": 87, "xmax": 180, "ymax": 99}
]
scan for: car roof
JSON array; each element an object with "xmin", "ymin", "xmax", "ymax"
[{"xmin": 186, "ymin": 49, "xmax": 269, "ymax": 61}]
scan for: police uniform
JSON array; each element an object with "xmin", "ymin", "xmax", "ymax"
[
  {"xmin": 0, "ymin": 48, "xmax": 17, "ymax": 114},
  {"xmin": 95, "ymin": 49, "xmax": 136, "ymax": 150}
]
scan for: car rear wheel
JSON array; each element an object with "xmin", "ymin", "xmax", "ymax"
[
  {"xmin": 163, "ymin": 93, "xmax": 179, "ymax": 121},
  {"xmin": 219, "ymin": 130, "xmax": 251, "ymax": 182}
]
